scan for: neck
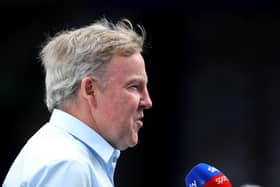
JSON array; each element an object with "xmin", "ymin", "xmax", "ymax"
[{"xmin": 59, "ymin": 99, "xmax": 97, "ymax": 132}]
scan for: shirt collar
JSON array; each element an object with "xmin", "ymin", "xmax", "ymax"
[{"xmin": 49, "ymin": 109, "xmax": 120, "ymax": 163}]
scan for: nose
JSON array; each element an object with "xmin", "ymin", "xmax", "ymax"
[{"xmin": 141, "ymin": 88, "xmax": 153, "ymax": 109}]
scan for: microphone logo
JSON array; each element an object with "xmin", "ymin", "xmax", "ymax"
[
  {"xmin": 208, "ymin": 166, "xmax": 218, "ymax": 173},
  {"xmin": 189, "ymin": 180, "xmax": 198, "ymax": 187}
]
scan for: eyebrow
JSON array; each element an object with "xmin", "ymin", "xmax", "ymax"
[{"xmin": 126, "ymin": 76, "xmax": 148, "ymax": 86}]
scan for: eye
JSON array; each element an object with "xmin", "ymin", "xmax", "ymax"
[
  {"xmin": 126, "ymin": 80, "xmax": 145, "ymax": 92},
  {"xmin": 129, "ymin": 85, "xmax": 138, "ymax": 90}
]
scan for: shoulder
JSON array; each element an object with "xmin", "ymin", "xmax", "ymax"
[
  {"xmin": 3, "ymin": 159, "xmax": 94, "ymax": 187},
  {"xmin": 23, "ymin": 122, "xmax": 91, "ymax": 161}
]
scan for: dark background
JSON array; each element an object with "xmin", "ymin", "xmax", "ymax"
[{"xmin": 1, "ymin": 1, "xmax": 280, "ymax": 186}]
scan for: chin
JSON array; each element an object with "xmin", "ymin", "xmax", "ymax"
[{"xmin": 128, "ymin": 139, "xmax": 138, "ymax": 148}]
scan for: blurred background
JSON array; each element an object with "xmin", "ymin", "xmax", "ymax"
[{"xmin": 1, "ymin": 0, "xmax": 280, "ymax": 186}]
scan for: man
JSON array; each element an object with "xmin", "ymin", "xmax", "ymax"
[{"xmin": 3, "ymin": 18, "xmax": 152, "ymax": 187}]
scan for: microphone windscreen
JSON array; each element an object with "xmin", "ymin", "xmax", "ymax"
[{"xmin": 185, "ymin": 163, "xmax": 232, "ymax": 187}]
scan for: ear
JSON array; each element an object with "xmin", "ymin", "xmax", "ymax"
[{"xmin": 80, "ymin": 76, "xmax": 98, "ymax": 108}]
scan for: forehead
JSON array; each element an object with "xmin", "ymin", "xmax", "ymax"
[{"xmin": 105, "ymin": 53, "xmax": 148, "ymax": 83}]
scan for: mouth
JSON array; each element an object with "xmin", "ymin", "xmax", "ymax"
[
  {"xmin": 135, "ymin": 116, "xmax": 144, "ymax": 130},
  {"xmin": 134, "ymin": 112, "xmax": 144, "ymax": 130},
  {"xmin": 136, "ymin": 119, "xmax": 143, "ymax": 128}
]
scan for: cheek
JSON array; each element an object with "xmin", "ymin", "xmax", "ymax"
[{"xmin": 112, "ymin": 94, "xmax": 139, "ymax": 118}]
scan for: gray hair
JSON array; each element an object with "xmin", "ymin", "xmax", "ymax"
[{"xmin": 40, "ymin": 18, "xmax": 145, "ymax": 111}]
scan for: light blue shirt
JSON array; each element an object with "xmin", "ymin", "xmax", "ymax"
[{"xmin": 3, "ymin": 109, "xmax": 120, "ymax": 187}]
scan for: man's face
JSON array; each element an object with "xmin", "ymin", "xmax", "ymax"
[{"xmin": 94, "ymin": 52, "xmax": 152, "ymax": 150}]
